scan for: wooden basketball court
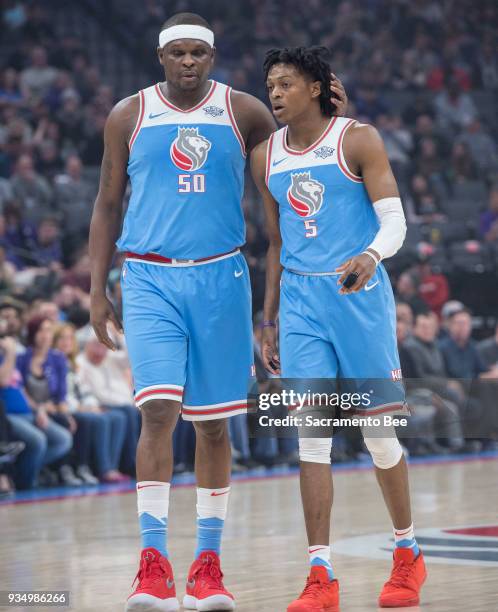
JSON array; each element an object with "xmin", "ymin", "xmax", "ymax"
[{"xmin": 1, "ymin": 456, "xmax": 497, "ymax": 611}]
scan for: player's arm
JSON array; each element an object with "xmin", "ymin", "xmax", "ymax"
[
  {"xmin": 250, "ymin": 140, "xmax": 282, "ymax": 375},
  {"xmin": 335, "ymin": 123, "xmax": 407, "ymax": 294},
  {"xmin": 89, "ymin": 96, "xmax": 138, "ymax": 349}
]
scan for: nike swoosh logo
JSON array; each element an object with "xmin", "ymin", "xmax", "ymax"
[
  {"xmin": 166, "ymin": 579, "xmax": 175, "ymax": 589},
  {"xmin": 149, "ymin": 111, "xmax": 170, "ymax": 119},
  {"xmin": 272, "ymin": 157, "xmax": 288, "ymax": 167},
  {"xmin": 234, "ymin": 270, "xmax": 243, "ymax": 278},
  {"xmin": 309, "ymin": 547, "xmax": 327, "ymax": 553},
  {"xmin": 137, "ymin": 484, "xmax": 164, "ymax": 489},
  {"xmin": 365, "ymin": 280, "xmax": 379, "ymax": 292},
  {"xmin": 211, "ymin": 490, "xmax": 230, "ymax": 496}
]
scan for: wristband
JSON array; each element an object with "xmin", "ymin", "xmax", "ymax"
[
  {"xmin": 362, "ymin": 249, "xmax": 380, "ymax": 265},
  {"xmin": 262, "ymin": 320, "xmax": 276, "ymax": 328}
]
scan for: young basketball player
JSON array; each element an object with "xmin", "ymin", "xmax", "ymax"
[
  {"xmin": 251, "ymin": 46, "xmax": 427, "ymax": 611},
  {"xmin": 89, "ymin": 16, "xmax": 348, "ymax": 612}
]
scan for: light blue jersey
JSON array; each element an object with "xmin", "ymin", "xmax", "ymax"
[
  {"xmin": 117, "ymin": 80, "xmax": 246, "ymax": 259},
  {"xmin": 118, "ymin": 81, "xmax": 254, "ymax": 420},
  {"xmin": 267, "ymin": 117, "xmax": 407, "ymax": 415},
  {"xmin": 266, "ymin": 116, "xmax": 379, "ymax": 273}
]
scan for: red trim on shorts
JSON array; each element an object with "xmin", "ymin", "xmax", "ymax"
[
  {"xmin": 135, "ymin": 387, "xmax": 183, "ymax": 403},
  {"xmin": 154, "ymin": 81, "xmax": 217, "ymax": 113},
  {"xmin": 265, "ymin": 133, "xmax": 274, "ymax": 186},
  {"xmin": 282, "ymin": 116, "xmax": 337, "ymax": 156},
  {"xmin": 182, "ymin": 402, "xmax": 248, "ymax": 416},
  {"xmin": 226, "ymin": 86, "xmax": 246, "ymax": 156},
  {"xmin": 337, "ymin": 119, "xmax": 363, "ymax": 182},
  {"xmin": 125, "ymin": 247, "xmax": 239, "ymax": 265},
  {"xmin": 129, "ymin": 90, "xmax": 145, "ymax": 151},
  {"xmin": 354, "ymin": 403, "xmax": 406, "ymax": 416}
]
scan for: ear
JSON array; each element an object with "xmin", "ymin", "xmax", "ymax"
[
  {"xmin": 310, "ymin": 80, "xmax": 321, "ymax": 99},
  {"xmin": 157, "ymin": 46, "xmax": 164, "ymax": 66}
]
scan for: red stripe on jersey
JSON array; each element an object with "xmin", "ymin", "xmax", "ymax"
[
  {"xmin": 282, "ymin": 116, "xmax": 337, "ymax": 156},
  {"xmin": 155, "ymin": 81, "xmax": 217, "ymax": 113},
  {"xmin": 337, "ymin": 119, "xmax": 363, "ymax": 182},
  {"xmin": 129, "ymin": 90, "xmax": 145, "ymax": 151},
  {"xmin": 226, "ymin": 87, "xmax": 246, "ymax": 156},
  {"xmin": 265, "ymin": 133, "xmax": 274, "ymax": 186}
]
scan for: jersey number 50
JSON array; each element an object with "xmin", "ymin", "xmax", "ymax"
[{"xmin": 178, "ymin": 174, "xmax": 206, "ymax": 193}]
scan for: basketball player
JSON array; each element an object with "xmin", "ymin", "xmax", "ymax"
[
  {"xmin": 251, "ymin": 47, "xmax": 427, "ymax": 611},
  {"xmin": 89, "ymin": 15, "xmax": 347, "ymax": 612}
]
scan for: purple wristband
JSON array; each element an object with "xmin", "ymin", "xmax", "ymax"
[{"xmin": 262, "ymin": 320, "xmax": 276, "ymax": 328}]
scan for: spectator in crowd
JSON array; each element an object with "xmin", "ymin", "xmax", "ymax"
[
  {"xmin": 405, "ymin": 174, "xmax": 444, "ymax": 223},
  {"xmin": 77, "ymin": 333, "xmax": 140, "ymax": 476},
  {"xmin": 479, "ymin": 186, "xmax": 498, "ymax": 243},
  {"xmin": 395, "ymin": 272, "xmax": 430, "ymax": 316},
  {"xmin": 54, "ymin": 323, "xmax": 129, "ymax": 483},
  {"xmin": 16, "ymin": 315, "xmax": 81, "ymax": 485},
  {"xmin": 416, "ymin": 257, "xmax": 450, "ymax": 317},
  {"xmin": 434, "ymin": 78, "xmax": 477, "ymax": 131},
  {"xmin": 447, "ymin": 142, "xmax": 478, "ymax": 182},
  {"xmin": 404, "ymin": 311, "xmax": 464, "ymax": 452},
  {"xmin": 19, "ymin": 46, "xmax": 58, "ymax": 100},
  {"xmin": 0, "ymin": 399, "xmax": 25, "ymax": 497},
  {"xmin": 54, "ymin": 155, "xmax": 95, "ymax": 246},
  {"xmin": 439, "ymin": 309, "xmax": 498, "ymax": 380},
  {"xmin": 31, "ymin": 216, "xmax": 63, "ymax": 267},
  {"xmin": 457, "ymin": 120, "xmax": 497, "ymax": 178},
  {"xmin": 9, "ymin": 154, "xmax": 53, "ymax": 223},
  {"xmin": 1, "ymin": 332, "xmax": 72, "ymax": 489},
  {"xmin": 477, "ymin": 323, "xmax": 498, "ymax": 370},
  {"xmin": 0, "ymin": 297, "xmax": 25, "ymax": 352}
]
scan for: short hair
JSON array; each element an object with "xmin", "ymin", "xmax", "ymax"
[
  {"xmin": 161, "ymin": 12, "xmax": 212, "ymax": 32},
  {"xmin": 263, "ymin": 46, "xmax": 334, "ymax": 117}
]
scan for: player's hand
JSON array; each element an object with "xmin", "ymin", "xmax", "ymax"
[
  {"xmin": 330, "ymin": 73, "xmax": 348, "ymax": 117},
  {"xmin": 262, "ymin": 326, "xmax": 281, "ymax": 375},
  {"xmin": 335, "ymin": 253, "xmax": 377, "ymax": 295},
  {"xmin": 90, "ymin": 292, "xmax": 123, "ymax": 351}
]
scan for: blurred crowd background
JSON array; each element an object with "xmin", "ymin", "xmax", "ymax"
[{"xmin": 0, "ymin": 0, "xmax": 497, "ymax": 496}]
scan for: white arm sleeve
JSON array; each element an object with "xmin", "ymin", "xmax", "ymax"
[{"xmin": 365, "ymin": 197, "xmax": 407, "ymax": 262}]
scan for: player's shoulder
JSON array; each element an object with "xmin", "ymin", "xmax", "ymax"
[
  {"xmin": 108, "ymin": 93, "xmax": 140, "ymax": 122},
  {"xmin": 344, "ymin": 119, "xmax": 381, "ymax": 141},
  {"xmin": 230, "ymin": 89, "xmax": 270, "ymax": 116},
  {"xmin": 342, "ymin": 119, "xmax": 384, "ymax": 154},
  {"xmin": 250, "ymin": 138, "xmax": 269, "ymax": 164}
]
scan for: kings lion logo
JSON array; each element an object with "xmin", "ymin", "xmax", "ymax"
[
  {"xmin": 170, "ymin": 127, "xmax": 211, "ymax": 171},
  {"xmin": 287, "ymin": 172, "xmax": 325, "ymax": 217}
]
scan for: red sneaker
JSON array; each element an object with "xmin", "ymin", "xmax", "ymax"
[
  {"xmin": 287, "ymin": 566, "xmax": 339, "ymax": 612},
  {"xmin": 126, "ymin": 547, "xmax": 179, "ymax": 611},
  {"xmin": 183, "ymin": 551, "xmax": 235, "ymax": 611},
  {"xmin": 378, "ymin": 548, "xmax": 427, "ymax": 608}
]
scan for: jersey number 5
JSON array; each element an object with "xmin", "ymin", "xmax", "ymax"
[
  {"xmin": 178, "ymin": 174, "xmax": 206, "ymax": 193},
  {"xmin": 304, "ymin": 219, "xmax": 317, "ymax": 238}
]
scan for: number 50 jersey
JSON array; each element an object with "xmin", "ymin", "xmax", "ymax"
[
  {"xmin": 117, "ymin": 81, "xmax": 246, "ymax": 259},
  {"xmin": 266, "ymin": 116, "xmax": 380, "ymax": 273}
]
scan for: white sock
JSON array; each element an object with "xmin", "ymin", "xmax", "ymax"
[
  {"xmin": 394, "ymin": 523, "xmax": 415, "ymax": 544},
  {"xmin": 196, "ymin": 486, "xmax": 230, "ymax": 519},
  {"xmin": 309, "ymin": 545, "xmax": 331, "ymax": 566},
  {"xmin": 137, "ymin": 481, "xmax": 170, "ymax": 520}
]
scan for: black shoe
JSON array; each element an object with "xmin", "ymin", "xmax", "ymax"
[{"xmin": 0, "ymin": 441, "xmax": 26, "ymax": 464}]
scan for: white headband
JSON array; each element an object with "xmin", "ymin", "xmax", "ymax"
[{"xmin": 159, "ymin": 25, "xmax": 214, "ymax": 49}]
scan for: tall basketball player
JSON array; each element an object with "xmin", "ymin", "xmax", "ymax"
[
  {"xmin": 251, "ymin": 47, "xmax": 427, "ymax": 611},
  {"xmin": 89, "ymin": 14, "xmax": 348, "ymax": 612}
]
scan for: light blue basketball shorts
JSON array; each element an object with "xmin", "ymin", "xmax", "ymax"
[
  {"xmin": 121, "ymin": 251, "xmax": 254, "ymax": 421},
  {"xmin": 279, "ymin": 264, "xmax": 408, "ymax": 416}
]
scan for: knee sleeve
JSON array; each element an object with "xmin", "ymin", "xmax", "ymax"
[
  {"xmin": 362, "ymin": 425, "xmax": 403, "ymax": 469},
  {"xmin": 298, "ymin": 437, "xmax": 332, "ymax": 464}
]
